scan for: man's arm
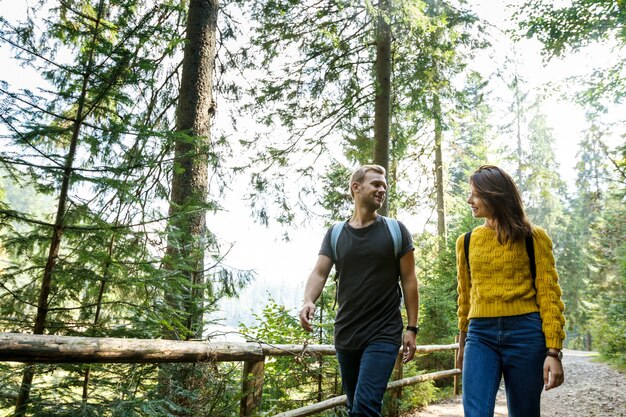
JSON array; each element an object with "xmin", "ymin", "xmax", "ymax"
[
  {"xmin": 299, "ymin": 254, "xmax": 333, "ymax": 332},
  {"xmin": 399, "ymin": 250, "xmax": 419, "ymax": 363}
]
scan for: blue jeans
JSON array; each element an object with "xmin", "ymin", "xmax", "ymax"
[
  {"xmin": 462, "ymin": 312, "xmax": 546, "ymax": 417},
  {"xmin": 336, "ymin": 340, "xmax": 399, "ymax": 417}
]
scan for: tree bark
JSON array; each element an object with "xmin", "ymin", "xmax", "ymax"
[
  {"xmin": 160, "ymin": 1, "xmax": 218, "ymax": 414},
  {"xmin": 0, "ymin": 332, "xmax": 456, "ymax": 362},
  {"xmin": 164, "ymin": 0, "xmax": 218, "ymax": 341},
  {"xmin": 240, "ymin": 360, "xmax": 265, "ymax": 417},
  {"xmin": 373, "ymin": 0, "xmax": 392, "ymax": 216}
]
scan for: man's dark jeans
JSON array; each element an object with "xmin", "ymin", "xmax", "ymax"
[{"xmin": 336, "ymin": 340, "xmax": 399, "ymax": 417}]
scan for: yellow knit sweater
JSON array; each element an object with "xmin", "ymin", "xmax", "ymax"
[{"xmin": 456, "ymin": 225, "xmax": 566, "ymax": 349}]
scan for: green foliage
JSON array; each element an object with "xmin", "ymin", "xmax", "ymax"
[
  {"xmin": 383, "ymin": 368, "xmax": 439, "ymax": 414},
  {"xmin": 516, "ymin": 0, "xmax": 625, "ymax": 359},
  {"xmin": 229, "ymin": 0, "xmax": 485, "ymax": 226},
  {"xmin": 515, "ymin": 0, "xmax": 626, "ymax": 58},
  {"xmin": 448, "ymin": 71, "xmax": 492, "ymax": 192},
  {"xmin": 523, "ymin": 100, "xmax": 567, "ymax": 234},
  {"xmin": 0, "ymin": 1, "xmax": 251, "ymax": 415},
  {"xmin": 383, "ymin": 374, "xmax": 440, "ymax": 415},
  {"xmin": 240, "ymin": 298, "xmax": 341, "ymax": 415},
  {"xmin": 319, "ymin": 164, "xmax": 353, "ymax": 224},
  {"xmin": 585, "ymin": 158, "xmax": 626, "ymax": 363},
  {"xmin": 0, "ymin": 362, "xmax": 242, "ymax": 417},
  {"xmin": 414, "ymin": 206, "xmax": 479, "ymax": 349},
  {"xmin": 515, "ymin": 0, "xmax": 626, "ymax": 108}
]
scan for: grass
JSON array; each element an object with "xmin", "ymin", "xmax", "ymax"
[{"xmin": 593, "ymin": 354, "xmax": 626, "ymax": 373}]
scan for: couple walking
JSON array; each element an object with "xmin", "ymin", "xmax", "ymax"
[{"xmin": 299, "ymin": 164, "xmax": 565, "ymax": 417}]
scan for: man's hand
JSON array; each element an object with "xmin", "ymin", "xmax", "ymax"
[
  {"xmin": 544, "ymin": 356, "xmax": 564, "ymax": 390},
  {"xmin": 299, "ymin": 255, "xmax": 332, "ymax": 333},
  {"xmin": 299, "ymin": 302, "xmax": 316, "ymax": 332},
  {"xmin": 402, "ymin": 331, "xmax": 417, "ymax": 363}
]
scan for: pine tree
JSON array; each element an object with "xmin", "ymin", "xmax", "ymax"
[
  {"xmin": 523, "ymin": 98, "xmax": 566, "ymax": 233},
  {"xmin": 1, "ymin": 1, "xmax": 250, "ymax": 414},
  {"xmin": 231, "ymin": 0, "xmax": 482, "ymax": 226},
  {"xmin": 559, "ymin": 119, "xmax": 615, "ymax": 350},
  {"xmin": 516, "ymin": 0, "xmax": 626, "ymax": 356},
  {"xmin": 0, "ymin": 2, "xmax": 189, "ymax": 413}
]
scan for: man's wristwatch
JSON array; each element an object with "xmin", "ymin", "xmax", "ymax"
[
  {"xmin": 546, "ymin": 349, "xmax": 563, "ymax": 360},
  {"xmin": 406, "ymin": 325, "xmax": 419, "ymax": 334}
]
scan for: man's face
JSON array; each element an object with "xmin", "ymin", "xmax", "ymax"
[{"xmin": 354, "ymin": 171, "xmax": 387, "ymax": 209}]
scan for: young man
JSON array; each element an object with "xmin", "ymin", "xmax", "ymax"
[{"xmin": 299, "ymin": 164, "xmax": 419, "ymax": 417}]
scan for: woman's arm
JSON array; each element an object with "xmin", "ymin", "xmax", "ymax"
[
  {"xmin": 456, "ymin": 235, "xmax": 471, "ymax": 333},
  {"xmin": 456, "ymin": 235, "xmax": 471, "ymax": 371},
  {"xmin": 532, "ymin": 228, "xmax": 566, "ymax": 349}
]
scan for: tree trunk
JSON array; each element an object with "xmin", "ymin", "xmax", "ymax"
[
  {"xmin": 433, "ymin": 93, "xmax": 446, "ymax": 252},
  {"xmin": 373, "ymin": 0, "xmax": 392, "ymax": 216},
  {"xmin": 164, "ymin": 0, "xmax": 218, "ymax": 341},
  {"xmin": 160, "ymin": 0, "xmax": 218, "ymax": 414}
]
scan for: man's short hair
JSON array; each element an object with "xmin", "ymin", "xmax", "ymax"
[{"xmin": 349, "ymin": 164, "xmax": 386, "ymax": 197}]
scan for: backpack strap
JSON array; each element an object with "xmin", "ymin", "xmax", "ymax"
[
  {"xmin": 330, "ymin": 216, "xmax": 402, "ymax": 261},
  {"xmin": 463, "ymin": 231, "xmax": 472, "ymax": 274},
  {"xmin": 464, "ymin": 229, "xmax": 536, "ymax": 284},
  {"xmin": 330, "ymin": 220, "xmax": 346, "ymax": 261},
  {"xmin": 525, "ymin": 233, "xmax": 536, "ymax": 280},
  {"xmin": 381, "ymin": 216, "xmax": 402, "ymax": 258}
]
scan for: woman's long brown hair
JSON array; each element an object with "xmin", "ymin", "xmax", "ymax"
[{"xmin": 470, "ymin": 165, "xmax": 533, "ymax": 245}]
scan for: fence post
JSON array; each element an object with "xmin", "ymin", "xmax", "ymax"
[
  {"xmin": 453, "ymin": 335, "xmax": 459, "ymax": 396},
  {"xmin": 388, "ymin": 351, "xmax": 403, "ymax": 417},
  {"xmin": 240, "ymin": 359, "xmax": 265, "ymax": 417}
]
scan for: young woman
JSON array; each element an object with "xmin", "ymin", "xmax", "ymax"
[{"xmin": 456, "ymin": 165, "xmax": 565, "ymax": 417}]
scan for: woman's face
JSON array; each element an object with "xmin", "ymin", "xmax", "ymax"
[{"xmin": 467, "ymin": 183, "xmax": 492, "ymax": 219}]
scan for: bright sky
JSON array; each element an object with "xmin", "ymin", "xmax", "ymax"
[{"xmin": 1, "ymin": 0, "xmax": 623, "ymax": 327}]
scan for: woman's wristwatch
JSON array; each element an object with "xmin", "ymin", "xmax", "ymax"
[{"xmin": 546, "ymin": 349, "xmax": 563, "ymax": 360}]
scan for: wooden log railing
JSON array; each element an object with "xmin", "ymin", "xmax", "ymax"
[{"xmin": 0, "ymin": 332, "xmax": 460, "ymax": 417}]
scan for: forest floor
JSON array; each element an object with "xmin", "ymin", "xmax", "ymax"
[{"xmin": 404, "ymin": 349, "xmax": 625, "ymax": 417}]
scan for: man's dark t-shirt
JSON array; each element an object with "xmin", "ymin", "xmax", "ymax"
[{"xmin": 319, "ymin": 216, "xmax": 414, "ymax": 351}]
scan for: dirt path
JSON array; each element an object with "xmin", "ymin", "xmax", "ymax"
[{"xmin": 404, "ymin": 349, "xmax": 626, "ymax": 417}]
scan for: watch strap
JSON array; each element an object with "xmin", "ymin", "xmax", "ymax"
[
  {"xmin": 406, "ymin": 325, "xmax": 419, "ymax": 334},
  {"xmin": 546, "ymin": 350, "xmax": 562, "ymax": 360}
]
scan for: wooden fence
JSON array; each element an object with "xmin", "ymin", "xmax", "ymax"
[{"xmin": 0, "ymin": 332, "xmax": 460, "ymax": 417}]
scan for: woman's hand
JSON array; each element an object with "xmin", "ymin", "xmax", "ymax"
[{"xmin": 543, "ymin": 356, "xmax": 564, "ymax": 390}]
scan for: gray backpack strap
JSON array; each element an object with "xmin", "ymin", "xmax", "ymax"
[
  {"xmin": 330, "ymin": 221, "xmax": 346, "ymax": 261},
  {"xmin": 381, "ymin": 216, "xmax": 402, "ymax": 258}
]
